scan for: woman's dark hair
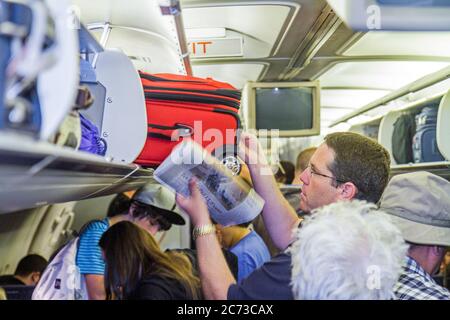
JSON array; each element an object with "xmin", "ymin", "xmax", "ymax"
[{"xmin": 99, "ymin": 221, "xmax": 201, "ymax": 300}]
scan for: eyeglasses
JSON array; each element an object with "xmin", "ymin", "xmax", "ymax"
[{"xmin": 306, "ymin": 164, "xmax": 345, "ymax": 184}]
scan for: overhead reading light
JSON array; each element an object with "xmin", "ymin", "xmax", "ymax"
[{"xmin": 185, "ymin": 27, "xmax": 226, "ymax": 39}]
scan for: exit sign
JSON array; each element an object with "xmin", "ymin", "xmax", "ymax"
[{"xmin": 188, "ymin": 37, "xmax": 243, "ymax": 58}]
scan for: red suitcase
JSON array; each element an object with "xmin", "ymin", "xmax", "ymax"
[{"xmin": 135, "ymin": 72, "xmax": 241, "ymax": 168}]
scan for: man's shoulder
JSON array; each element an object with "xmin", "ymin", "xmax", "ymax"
[
  {"xmin": 0, "ymin": 275, "xmax": 24, "ymax": 285},
  {"xmin": 395, "ymin": 269, "xmax": 450, "ymax": 300},
  {"xmin": 80, "ymin": 218, "xmax": 109, "ymax": 235}
]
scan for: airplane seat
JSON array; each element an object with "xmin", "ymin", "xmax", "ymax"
[
  {"xmin": 1, "ymin": 285, "xmax": 35, "ymax": 300},
  {"xmin": 0, "ymin": 206, "xmax": 48, "ymax": 275}
]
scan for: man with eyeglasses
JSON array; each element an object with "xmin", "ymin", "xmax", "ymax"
[{"xmin": 176, "ymin": 131, "xmax": 391, "ymax": 300}]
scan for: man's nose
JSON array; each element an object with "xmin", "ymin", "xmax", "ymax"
[{"xmin": 299, "ymin": 168, "xmax": 309, "ymax": 185}]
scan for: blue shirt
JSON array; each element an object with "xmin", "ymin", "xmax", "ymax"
[
  {"xmin": 76, "ymin": 218, "xmax": 110, "ymax": 275},
  {"xmin": 230, "ymin": 230, "xmax": 271, "ymax": 283},
  {"xmin": 227, "ymin": 251, "xmax": 293, "ymax": 300},
  {"xmin": 394, "ymin": 256, "xmax": 450, "ymax": 300}
]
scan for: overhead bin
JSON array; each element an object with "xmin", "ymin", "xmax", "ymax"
[
  {"xmin": 78, "ymin": 25, "xmax": 148, "ymax": 164},
  {"xmin": 376, "ymin": 91, "xmax": 450, "ymax": 177},
  {"xmin": 0, "ymin": 134, "xmax": 153, "ymax": 214}
]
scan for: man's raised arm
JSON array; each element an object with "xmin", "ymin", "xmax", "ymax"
[
  {"xmin": 239, "ymin": 133, "xmax": 302, "ymax": 250},
  {"xmin": 176, "ymin": 179, "xmax": 236, "ymax": 300}
]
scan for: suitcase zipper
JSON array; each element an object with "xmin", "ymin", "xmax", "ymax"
[
  {"xmin": 143, "ymin": 86, "xmax": 241, "ymax": 100},
  {"xmin": 140, "ymin": 72, "xmax": 207, "ymax": 84},
  {"xmin": 144, "ymin": 92, "xmax": 240, "ymax": 110},
  {"xmin": 140, "ymin": 73, "xmax": 241, "ymax": 97}
]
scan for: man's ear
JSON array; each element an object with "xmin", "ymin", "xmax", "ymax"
[
  {"xmin": 338, "ymin": 182, "xmax": 358, "ymax": 200},
  {"xmin": 31, "ymin": 272, "xmax": 41, "ymax": 285}
]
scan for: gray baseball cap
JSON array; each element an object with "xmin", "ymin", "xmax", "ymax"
[
  {"xmin": 132, "ymin": 180, "xmax": 185, "ymax": 225},
  {"xmin": 378, "ymin": 171, "xmax": 450, "ymax": 247}
]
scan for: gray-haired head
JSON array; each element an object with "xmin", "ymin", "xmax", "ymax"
[{"xmin": 290, "ymin": 200, "xmax": 407, "ymax": 300}]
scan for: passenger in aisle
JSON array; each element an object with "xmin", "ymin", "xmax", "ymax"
[
  {"xmin": 176, "ymin": 131, "xmax": 391, "ymax": 299},
  {"xmin": 378, "ymin": 172, "xmax": 450, "ymax": 300},
  {"xmin": 0, "ymin": 254, "xmax": 48, "ymax": 286},
  {"xmin": 290, "ymin": 200, "xmax": 406, "ymax": 300},
  {"xmin": 215, "ymin": 220, "xmax": 270, "ymax": 283}
]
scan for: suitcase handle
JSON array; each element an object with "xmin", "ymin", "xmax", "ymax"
[{"xmin": 148, "ymin": 123, "xmax": 193, "ymax": 141}]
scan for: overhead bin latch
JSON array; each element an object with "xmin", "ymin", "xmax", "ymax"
[{"xmin": 158, "ymin": 0, "xmax": 181, "ymax": 16}]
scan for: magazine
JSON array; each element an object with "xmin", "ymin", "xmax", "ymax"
[{"xmin": 154, "ymin": 140, "xmax": 265, "ymax": 226}]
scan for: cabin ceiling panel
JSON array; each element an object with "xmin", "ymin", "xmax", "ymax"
[
  {"xmin": 321, "ymin": 89, "xmax": 390, "ymax": 109},
  {"xmin": 72, "ymin": 0, "xmax": 176, "ymax": 40},
  {"xmin": 345, "ymin": 32, "xmax": 450, "ymax": 57},
  {"xmin": 318, "ymin": 61, "xmax": 450, "ymax": 91},
  {"xmin": 182, "ymin": 4, "xmax": 291, "ymax": 58},
  {"xmin": 321, "ymin": 108, "xmax": 356, "ymax": 121},
  {"xmin": 192, "ymin": 63, "xmax": 265, "ymax": 89},
  {"xmin": 290, "ymin": 22, "xmax": 356, "ymax": 81}
]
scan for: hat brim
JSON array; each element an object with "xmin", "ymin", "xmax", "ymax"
[
  {"xmin": 158, "ymin": 207, "xmax": 186, "ymax": 225},
  {"xmin": 133, "ymin": 200, "xmax": 186, "ymax": 225},
  {"xmin": 380, "ymin": 211, "xmax": 450, "ymax": 247}
]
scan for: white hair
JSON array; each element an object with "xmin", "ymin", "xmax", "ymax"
[{"xmin": 289, "ymin": 200, "xmax": 407, "ymax": 300}]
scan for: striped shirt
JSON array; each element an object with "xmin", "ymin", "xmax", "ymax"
[
  {"xmin": 76, "ymin": 218, "xmax": 110, "ymax": 275},
  {"xmin": 394, "ymin": 256, "xmax": 450, "ymax": 300}
]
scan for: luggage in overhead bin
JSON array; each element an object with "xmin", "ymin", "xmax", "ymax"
[
  {"xmin": 1, "ymin": 0, "xmax": 78, "ymax": 139},
  {"xmin": 412, "ymin": 106, "xmax": 445, "ymax": 163},
  {"xmin": 0, "ymin": 2, "xmax": 41, "ymax": 136},
  {"xmin": 391, "ymin": 111, "xmax": 416, "ymax": 164},
  {"xmin": 136, "ymin": 72, "xmax": 242, "ymax": 169}
]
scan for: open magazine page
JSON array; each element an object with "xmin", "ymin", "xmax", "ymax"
[{"xmin": 154, "ymin": 140, "xmax": 265, "ymax": 226}]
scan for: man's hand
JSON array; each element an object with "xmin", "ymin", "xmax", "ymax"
[
  {"xmin": 238, "ymin": 132, "xmax": 268, "ymax": 167},
  {"xmin": 176, "ymin": 178, "xmax": 211, "ymax": 226}
]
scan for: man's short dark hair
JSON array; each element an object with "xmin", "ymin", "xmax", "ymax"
[
  {"xmin": 324, "ymin": 132, "xmax": 390, "ymax": 204},
  {"xmin": 107, "ymin": 193, "xmax": 131, "ymax": 218},
  {"xmin": 15, "ymin": 254, "xmax": 48, "ymax": 276}
]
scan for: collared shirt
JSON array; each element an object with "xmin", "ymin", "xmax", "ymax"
[{"xmin": 394, "ymin": 256, "xmax": 450, "ymax": 300}]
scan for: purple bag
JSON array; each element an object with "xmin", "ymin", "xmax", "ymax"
[{"xmin": 79, "ymin": 113, "xmax": 107, "ymax": 156}]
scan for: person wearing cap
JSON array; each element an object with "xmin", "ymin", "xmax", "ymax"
[
  {"xmin": 378, "ymin": 171, "xmax": 450, "ymax": 300},
  {"xmin": 76, "ymin": 179, "xmax": 186, "ymax": 300}
]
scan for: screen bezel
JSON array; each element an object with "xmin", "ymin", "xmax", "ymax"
[{"xmin": 244, "ymin": 81, "xmax": 321, "ymax": 137}]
